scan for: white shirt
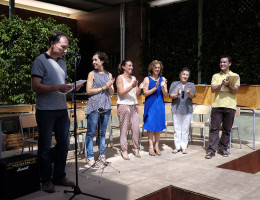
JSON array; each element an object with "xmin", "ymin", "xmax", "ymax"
[{"xmin": 117, "ymin": 75, "xmax": 138, "ymax": 105}]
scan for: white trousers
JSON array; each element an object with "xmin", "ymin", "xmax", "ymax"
[{"xmin": 173, "ymin": 113, "xmax": 192, "ymax": 150}]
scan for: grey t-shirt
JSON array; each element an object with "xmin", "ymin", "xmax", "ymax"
[
  {"xmin": 31, "ymin": 53, "xmax": 68, "ymax": 110},
  {"xmin": 169, "ymin": 81, "xmax": 196, "ymax": 115}
]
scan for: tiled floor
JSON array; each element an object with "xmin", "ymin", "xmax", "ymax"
[{"xmin": 2, "ymin": 132, "xmax": 260, "ymax": 200}]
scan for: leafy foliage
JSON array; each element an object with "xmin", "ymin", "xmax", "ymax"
[
  {"xmin": 141, "ymin": 0, "xmax": 260, "ymax": 85},
  {"xmin": 201, "ymin": 0, "xmax": 260, "ymax": 84},
  {"xmin": 0, "ymin": 15, "xmax": 79, "ymax": 105},
  {"xmin": 141, "ymin": 0, "xmax": 198, "ymax": 84}
]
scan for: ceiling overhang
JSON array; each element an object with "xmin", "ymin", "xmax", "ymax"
[
  {"xmin": 0, "ymin": 0, "xmax": 136, "ymax": 19},
  {"xmin": 149, "ymin": 0, "xmax": 188, "ymax": 7}
]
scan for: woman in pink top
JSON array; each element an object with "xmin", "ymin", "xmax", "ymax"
[{"xmin": 116, "ymin": 60, "xmax": 146, "ymax": 160}]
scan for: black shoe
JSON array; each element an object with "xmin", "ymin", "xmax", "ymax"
[
  {"xmin": 42, "ymin": 181, "xmax": 55, "ymax": 193},
  {"xmin": 205, "ymin": 151, "xmax": 215, "ymax": 159},
  {"xmin": 53, "ymin": 177, "xmax": 75, "ymax": 187},
  {"xmin": 218, "ymin": 149, "xmax": 229, "ymax": 157}
]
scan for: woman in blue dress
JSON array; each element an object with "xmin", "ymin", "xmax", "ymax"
[{"xmin": 143, "ymin": 60, "xmax": 168, "ymax": 156}]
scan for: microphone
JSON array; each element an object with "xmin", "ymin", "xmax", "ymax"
[{"xmin": 66, "ymin": 52, "xmax": 81, "ymax": 57}]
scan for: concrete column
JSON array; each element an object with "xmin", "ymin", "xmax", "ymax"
[
  {"xmin": 197, "ymin": 0, "xmax": 203, "ymax": 84},
  {"xmin": 120, "ymin": 3, "xmax": 125, "ymax": 62},
  {"xmin": 9, "ymin": 0, "xmax": 15, "ymax": 19}
]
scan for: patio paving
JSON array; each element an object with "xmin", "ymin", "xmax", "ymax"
[{"xmin": 2, "ymin": 131, "xmax": 260, "ymax": 200}]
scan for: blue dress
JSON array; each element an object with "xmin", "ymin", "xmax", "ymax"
[{"xmin": 144, "ymin": 76, "xmax": 166, "ymax": 132}]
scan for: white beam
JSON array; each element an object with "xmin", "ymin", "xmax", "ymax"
[{"xmin": 150, "ymin": 0, "xmax": 188, "ymax": 7}]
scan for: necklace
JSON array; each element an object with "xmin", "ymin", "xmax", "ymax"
[{"xmin": 150, "ymin": 76, "xmax": 159, "ymax": 81}]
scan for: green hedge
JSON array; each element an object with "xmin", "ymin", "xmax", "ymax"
[
  {"xmin": 201, "ymin": 0, "xmax": 260, "ymax": 84},
  {"xmin": 141, "ymin": 0, "xmax": 260, "ymax": 85},
  {"xmin": 0, "ymin": 15, "xmax": 79, "ymax": 105}
]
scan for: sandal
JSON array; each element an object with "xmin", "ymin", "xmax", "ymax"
[
  {"xmin": 98, "ymin": 156, "xmax": 111, "ymax": 166},
  {"xmin": 172, "ymin": 149, "xmax": 181, "ymax": 154},
  {"xmin": 99, "ymin": 156, "xmax": 107, "ymax": 164},
  {"xmin": 85, "ymin": 159, "xmax": 98, "ymax": 168},
  {"xmin": 121, "ymin": 151, "xmax": 130, "ymax": 160},
  {"xmin": 182, "ymin": 149, "xmax": 188, "ymax": 154},
  {"xmin": 155, "ymin": 148, "xmax": 161, "ymax": 156},
  {"xmin": 132, "ymin": 148, "xmax": 141, "ymax": 158},
  {"xmin": 149, "ymin": 148, "xmax": 155, "ymax": 156}
]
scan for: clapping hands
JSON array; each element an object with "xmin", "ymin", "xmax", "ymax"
[
  {"xmin": 139, "ymin": 81, "xmax": 148, "ymax": 89},
  {"xmin": 222, "ymin": 77, "xmax": 229, "ymax": 87},
  {"xmin": 106, "ymin": 78, "xmax": 115, "ymax": 88},
  {"xmin": 131, "ymin": 79, "xmax": 138, "ymax": 88},
  {"xmin": 161, "ymin": 79, "xmax": 167, "ymax": 88},
  {"xmin": 186, "ymin": 86, "xmax": 191, "ymax": 94},
  {"xmin": 178, "ymin": 88, "xmax": 182, "ymax": 96}
]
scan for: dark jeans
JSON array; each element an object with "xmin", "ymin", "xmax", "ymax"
[
  {"xmin": 208, "ymin": 107, "xmax": 236, "ymax": 153},
  {"xmin": 36, "ymin": 109, "xmax": 70, "ymax": 182}
]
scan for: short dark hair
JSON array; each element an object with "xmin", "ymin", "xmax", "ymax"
[
  {"xmin": 49, "ymin": 31, "xmax": 70, "ymax": 47},
  {"xmin": 118, "ymin": 59, "xmax": 132, "ymax": 74},
  {"xmin": 179, "ymin": 67, "xmax": 191, "ymax": 76},
  {"xmin": 94, "ymin": 51, "xmax": 109, "ymax": 68},
  {"xmin": 220, "ymin": 55, "xmax": 232, "ymax": 63}
]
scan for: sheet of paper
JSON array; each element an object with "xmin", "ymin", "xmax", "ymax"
[{"xmin": 68, "ymin": 80, "xmax": 86, "ymax": 93}]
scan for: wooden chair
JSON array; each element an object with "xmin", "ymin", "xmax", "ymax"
[
  {"xmin": 165, "ymin": 103, "xmax": 174, "ymax": 135},
  {"xmin": 137, "ymin": 105, "xmax": 145, "ymax": 150},
  {"xmin": 68, "ymin": 109, "xmax": 87, "ymax": 154},
  {"xmin": 19, "ymin": 113, "xmax": 38, "ymax": 154},
  {"xmin": 108, "ymin": 105, "xmax": 144, "ymax": 150},
  {"xmin": 108, "ymin": 106, "xmax": 120, "ymax": 147},
  {"xmin": 190, "ymin": 104, "xmax": 211, "ymax": 148},
  {"xmin": 137, "ymin": 105, "xmax": 145, "ymax": 137}
]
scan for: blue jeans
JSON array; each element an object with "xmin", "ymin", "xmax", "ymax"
[
  {"xmin": 36, "ymin": 109, "xmax": 70, "ymax": 182},
  {"xmin": 85, "ymin": 109, "xmax": 111, "ymax": 160}
]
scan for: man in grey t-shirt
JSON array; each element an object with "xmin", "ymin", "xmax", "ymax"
[{"xmin": 31, "ymin": 32, "xmax": 80, "ymax": 193}]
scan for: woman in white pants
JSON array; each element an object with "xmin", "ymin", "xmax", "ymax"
[{"xmin": 169, "ymin": 68, "xmax": 196, "ymax": 154}]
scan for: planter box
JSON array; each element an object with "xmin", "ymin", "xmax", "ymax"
[
  {"xmin": 137, "ymin": 185, "xmax": 219, "ymax": 200},
  {"xmin": 218, "ymin": 149, "xmax": 260, "ymax": 174}
]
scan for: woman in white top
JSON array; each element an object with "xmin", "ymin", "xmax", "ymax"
[{"xmin": 116, "ymin": 60, "xmax": 145, "ymax": 160}]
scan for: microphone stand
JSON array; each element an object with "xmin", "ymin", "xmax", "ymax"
[{"xmin": 64, "ymin": 55, "xmax": 109, "ymax": 200}]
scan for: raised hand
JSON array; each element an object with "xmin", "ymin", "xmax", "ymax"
[
  {"xmin": 161, "ymin": 79, "xmax": 167, "ymax": 88},
  {"xmin": 186, "ymin": 86, "xmax": 192, "ymax": 94},
  {"xmin": 155, "ymin": 80, "xmax": 159, "ymax": 89},
  {"xmin": 132, "ymin": 79, "xmax": 138, "ymax": 88},
  {"xmin": 222, "ymin": 77, "xmax": 229, "ymax": 87},
  {"xmin": 139, "ymin": 81, "xmax": 148, "ymax": 89},
  {"xmin": 106, "ymin": 78, "xmax": 115, "ymax": 88},
  {"xmin": 178, "ymin": 88, "xmax": 182, "ymax": 96}
]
